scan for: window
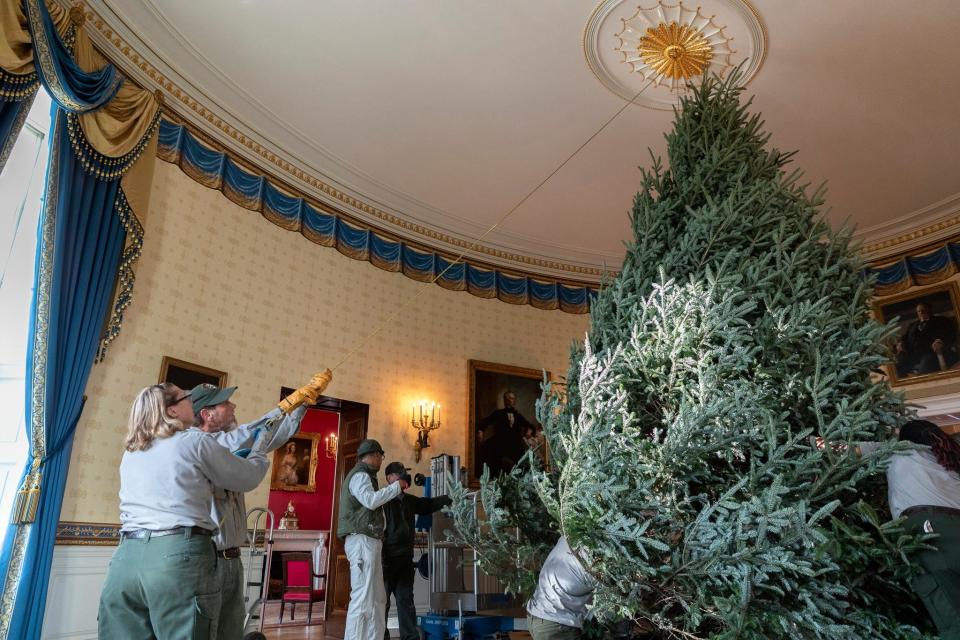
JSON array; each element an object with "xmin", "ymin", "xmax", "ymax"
[{"xmin": 0, "ymin": 89, "xmax": 52, "ymax": 546}]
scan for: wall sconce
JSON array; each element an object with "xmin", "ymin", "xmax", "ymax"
[
  {"xmin": 410, "ymin": 400, "xmax": 441, "ymax": 462},
  {"xmin": 325, "ymin": 433, "xmax": 338, "ymax": 459}
]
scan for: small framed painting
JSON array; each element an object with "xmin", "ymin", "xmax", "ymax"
[
  {"xmin": 158, "ymin": 356, "xmax": 227, "ymax": 389},
  {"xmin": 270, "ymin": 433, "xmax": 320, "ymax": 492}
]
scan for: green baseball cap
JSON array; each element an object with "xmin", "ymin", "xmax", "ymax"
[
  {"xmin": 191, "ymin": 383, "xmax": 237, "ymax": 413},
  {"xmin": 357, "ymin": 439, "xmax": 385, "ymax": 457}
]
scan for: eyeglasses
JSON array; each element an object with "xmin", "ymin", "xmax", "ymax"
[{"xmin": 168, "ymin": 392, "xmax": 192, "ymax": 407}]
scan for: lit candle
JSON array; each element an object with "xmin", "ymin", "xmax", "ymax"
[{"xmin": 437, "ymin": 404, "xmax": 440, "ymax": 424}]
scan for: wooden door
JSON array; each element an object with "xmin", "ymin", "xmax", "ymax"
[{"xmin": 326, "ymin": 400, "xmax": 369, "ymax": 617}]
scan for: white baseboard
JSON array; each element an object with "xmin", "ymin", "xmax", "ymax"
[
  {"xmin": 41, "ymin": 546, "xmax": 113, "ymax": 640},
  {"xmin": 40, "ymin": 545, "xmax": 263, "ymax": 639}
]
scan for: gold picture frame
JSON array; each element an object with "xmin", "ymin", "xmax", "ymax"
[
  {"xmin": 467, "ymin": 359, "xmax": 550, "ymax": 486},
  {"xmin": 270, "ymin": 433, "xmax": 321, "ymax": 493},
  {"xmin": 873, "ymin": 281, "xmax": 960, "ymax": 386},
  {"xmin": 158, "ymin": 356, "xmax": 227, "ymax": 389}
]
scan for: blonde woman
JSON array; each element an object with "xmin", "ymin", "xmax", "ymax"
[{"xmin": 98, "ymin": 383, "xmax": 270, "ymax": 639}]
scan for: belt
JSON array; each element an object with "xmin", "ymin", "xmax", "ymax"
[
  {"xmin": 218, "ymin": 547, "xmax": 241, "ymax": 559},
  {"xmin": 902, "ymin": 505, "xmax": 960, "ymax": 519},
  {"xmin": 121, "ymin": 526, "xmax": 214, "ymax": 540}
]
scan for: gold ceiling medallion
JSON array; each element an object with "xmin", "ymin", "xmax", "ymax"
[
  {"xmin": 638, "ymin": 22, "xmax": 712, "ymax": 80},
  {"xmin": 615, "ymin": 2, "xmax": 734, "ymax": 91}
]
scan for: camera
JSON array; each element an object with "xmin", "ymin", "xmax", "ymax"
[{"xmin": 414, "ymin": 472, "xmax": 426, "ymax": 487}]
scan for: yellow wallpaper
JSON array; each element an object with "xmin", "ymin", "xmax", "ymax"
[{"xmin": 60, "ymin": 162, "xmax": 590, "ymax": 524}]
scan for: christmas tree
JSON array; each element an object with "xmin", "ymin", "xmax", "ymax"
[{"xmin": 451, "ymin": 72, "xmax": 932, "ymax": 639}]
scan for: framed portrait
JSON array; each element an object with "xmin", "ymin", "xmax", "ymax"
[
  {"xmin": 158, "ymin": 356, "xmax": 227, "ymax": 390},
  {"xmin": 270, "ymin": 433, "xmax": 320, "ymax": 492},
  {"xmin": 874, "ymin": 282, "xmax": 960, "ymax": 385},
  {"xmin": 467, "ymin": 359, "xmax": 550, "ymax": 485}
]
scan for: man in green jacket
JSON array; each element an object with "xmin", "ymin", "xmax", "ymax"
[
  {"xmin": 381, "ymin": 461, "xmax": 452, "ymax": 640},
  {"xmin": 338, "ymin": 439, "xmax": 406, "ymax": 640}
]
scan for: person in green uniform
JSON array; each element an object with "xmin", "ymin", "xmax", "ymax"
[
  {"xmin": 190, "ymin": 382, "xmax": 312, "ymax": 639},
  {"xmin": 860, "ymin": 420, "xmax": 960, "ymax": 639},
  {"xmin": 97, "ymin": 383, "xmax": 270, "ymax": 639}
]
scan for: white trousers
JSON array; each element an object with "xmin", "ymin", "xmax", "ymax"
[{"xmin": 344, "ymin": 534, "xmax": 386, "ymax": 640}]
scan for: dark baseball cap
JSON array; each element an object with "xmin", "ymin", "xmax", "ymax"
[
  {"xmin": 384, "ymin": 461, "xmax": 408, "ymax": 476},
  {"xmin": 191, "ymin": 383, "xmax": 237, "ymax": 413}
]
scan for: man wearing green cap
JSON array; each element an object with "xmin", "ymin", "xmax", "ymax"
[
  {"xmin": 339, "ymin": 439, "xmax": 407, "ymax": 640},
  {"xmin": 191, "ymin": 382, "xmax": 314, "ymax": 640}
]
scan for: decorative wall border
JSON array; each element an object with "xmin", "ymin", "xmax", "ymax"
[
  {"xmin": 54, "ymin": 522, "xmax": 268, "ymax": 546},
  {"xmin": 55, "ymin": 522, "xmax": 120, "ymax": 546},
  {"xmin": 868, "ymin": 235, "xmax": 960, "ymax": 297},
  {"xmin": 157, "ymin": 117, "xmax": 598, "ymax": 314},
  {"xmin": 857, "ymin": 194, "xmax": 960, "ymax": 261}
]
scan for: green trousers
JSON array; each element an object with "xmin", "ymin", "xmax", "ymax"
[
  {"xmin": 528, "ymin": 614, "xmax": 582, "ymax": 640},
  {"xmin": 98, "ymin": 530, "xmax": 221, "ymax": 639},
  {"xmin": 215, "ymin": 556, "xmax": 245, "ymax": 640},
  {"xmin": 905, "ymin": 510, "xmax": 960, "ymax": 640}
]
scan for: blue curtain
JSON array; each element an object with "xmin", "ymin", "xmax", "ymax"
[
  {"xmin": 0, "ymin": 68, "xmax": 40, "ymax": 173},
  {"xmin": 21, "ymin": 0, "xmax": 120, "ymax": 113},
  {"xmin": 0, "ymin": 1, "xmax": 135, "ymax": 636},
  {"xmin": 0, "ymin": 110, "xmax": 123, "ymax": 638}
]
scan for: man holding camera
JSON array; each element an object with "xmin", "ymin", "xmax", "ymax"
[{"xmin": 382, "ymin": 461, "xmax": 453, "ymax": 640}]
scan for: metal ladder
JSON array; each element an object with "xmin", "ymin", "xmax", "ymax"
[{"xmin": 242, "ymin": 507, "xmax": 276, "ymax": 640}]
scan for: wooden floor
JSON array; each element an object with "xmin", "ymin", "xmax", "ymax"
[
  {"xmin": 260, "ymin": 612, "xmax": 532, "ymax": 640},
  {"xmin": 262, "ymin": 612, "xmax": 342, "ymax": 639}
]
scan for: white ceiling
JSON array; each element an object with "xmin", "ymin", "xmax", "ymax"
[{"xmin": 91, "ymin": 0, "xmax": 960, "ymax": 278}]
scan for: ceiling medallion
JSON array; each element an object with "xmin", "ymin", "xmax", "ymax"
[
  {"xmin": 637, "ymin": 23, "xmax": 714, "ymax": 81},
  {"xmin": 584, "ymin": 0, "xmax": 766, "ymax": 109},
  {"xmin": 617, "ymin": 5, "xmax": 733, "ymax": 89}
]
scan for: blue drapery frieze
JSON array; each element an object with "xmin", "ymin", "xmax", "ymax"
[
  {"xmin": 157, "ymin": 119, "xmax": 598, "ymax": 314},
  {"xmin": 867, "ymin": 242, "xmax": 960, "ymax": 297}
]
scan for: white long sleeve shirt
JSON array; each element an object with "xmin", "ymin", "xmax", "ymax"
[
  {"xmin": 860, "ymin": 442, "xmax": 960, "ymax": 519},
  {"xmin": 209, "ymin": 406, "xmax": 307, "ymax": 550},
  {"xmin": 527, "ymin": 536, "xmax": 595, "ymax": 629},
  {"xmin": 349, "ymin": 472, "xmax": 402, "ymax": 511},
  {"xmin": 119, "ymin": 428, "xmax": 268, "ymax": 532}
]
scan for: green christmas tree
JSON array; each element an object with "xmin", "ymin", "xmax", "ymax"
[{"xmin": 451, "ymin": 72, "xmax": 932, "ymax": 639}]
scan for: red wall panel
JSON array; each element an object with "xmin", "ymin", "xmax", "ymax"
[{"xmin": 267, "ymin": 408, "xmax": 339, "ymax": 531}]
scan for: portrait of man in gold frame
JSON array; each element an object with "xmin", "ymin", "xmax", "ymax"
[
  {"xmin": 873, "ymin": 281, "xmax": 960, "ymax": 386},
  {"xmin": 467, "ymin": 359, "xmax": 550, "ymax": 486},
  {"xmin": 270, "ymin": 433, "xmax": 321, "ymax": 493}
]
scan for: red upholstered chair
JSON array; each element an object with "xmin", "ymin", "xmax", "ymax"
[{"xmin": 279, "ymin": 552, "xmax": 326, "ymax": 624}]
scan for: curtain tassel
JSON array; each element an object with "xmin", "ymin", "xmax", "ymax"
[{"xmin": 11, "ymin": 456, "xmax": 43, "ymax": 524}]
